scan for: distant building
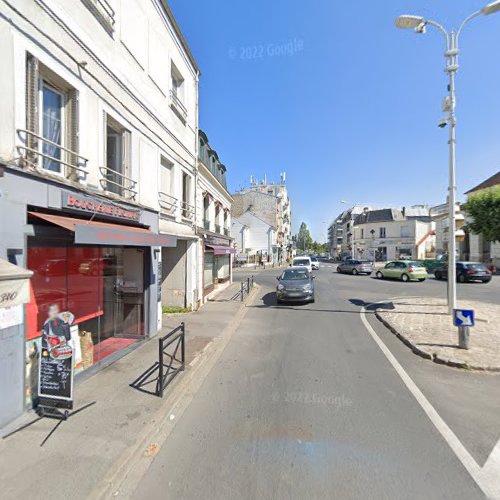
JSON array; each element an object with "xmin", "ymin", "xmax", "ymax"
[
  {"xmin": 232, "ymin": 174, "xmax": 292, "ymax": 263},
  {"xmin": 231, "ymin": 211, "xmax": 276, "ymax": 265},
  {"xmin": 352, "ymin": 206, "xmax": 435, "ymax": 261}
]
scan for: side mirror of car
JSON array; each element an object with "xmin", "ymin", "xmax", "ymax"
[{"xmin": 276, "ymin": 276, "xmax": 280, "ymax": 280}]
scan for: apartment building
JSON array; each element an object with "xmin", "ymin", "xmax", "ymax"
[
  {"xmin": 196, "ymin": 130, "xmax": 234, "ymax": 303},
  {"xmin": 0, "ymin": 0, "xmax": 199, "ymax": 427},
  {"xmin": 352, "ymin": 207, "xmax": 435, "ymax": 261},
  {"xmin": 328, "ymin": 205, "xmax": 369, "ymax": 260},
  {"xmin": 232, "ymin": 174, "xmax": 292, "ymax": 263}
]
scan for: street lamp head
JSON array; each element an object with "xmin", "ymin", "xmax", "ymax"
[
  {"xmin": 395, "ymin": 15, "xmax": 426, "ymax": 29},
  {"xmin": 482, "ymin": 0, "xmax": 500, "ymax": 15}
]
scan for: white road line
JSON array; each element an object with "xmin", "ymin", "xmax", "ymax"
[{"xmin": 360, "ymin": 303, "xmax": 500, "ymax": 500}]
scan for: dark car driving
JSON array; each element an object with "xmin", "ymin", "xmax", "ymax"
[
  {"xmin": 276, "ymin": 267, "xmax": 315, "ymax": 304},
  {"xmin": 434, "ymin": 261, "xmax": 492, "ymax": 283}
]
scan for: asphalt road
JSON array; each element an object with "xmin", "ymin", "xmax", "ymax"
[{"xmin": 132, "ymin": 266, "xmax": 499, "ymax": 500}]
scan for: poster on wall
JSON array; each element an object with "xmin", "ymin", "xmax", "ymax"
[{"xmin": 38, "ymin": 305, "xmax": 75, "ymax": 409}]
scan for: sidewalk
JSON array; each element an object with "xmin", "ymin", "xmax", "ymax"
[
  {"xmin": 0, "ymin": 281, "xmax": 255, "ymax": 500},
  {"xmin": 375, "ymin": 297, "xmax": 500, "ymax": 371}
]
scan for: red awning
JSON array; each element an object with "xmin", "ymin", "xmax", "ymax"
[
  {"xmin": 28, "ymin": 212, "xmax": 177, "ymax": 247},
  {"xmin": 205, "ymin": 244, "xmax": 236, "ymax": 255}
]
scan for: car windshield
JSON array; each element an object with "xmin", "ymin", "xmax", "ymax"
[
  {"xmin": 281, "ymin": 269, "xmax": 309, "ymax": 280},
  {"xmin": 293, "ymin": 259, "xmax": 310, "ymax": 266}
]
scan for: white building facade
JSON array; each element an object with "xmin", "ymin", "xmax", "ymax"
[{"xmin": 0, "ymin": 0, "xmax": 200, "ymax": 427}]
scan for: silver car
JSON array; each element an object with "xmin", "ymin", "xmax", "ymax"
[
  {"xmin": 336, "ymin": 259, "xmax": 373, "ymax": 275},
  {"xmin": 276, "ymin": 267, "xmax": 315, "ymax": 304}
]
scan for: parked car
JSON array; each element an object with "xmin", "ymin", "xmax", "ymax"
[
  {"xmin": 276, "ymin": 267, "xmax": 315, "ymax": 304},
  {"xmin": 434, "ymin": 262, "xmax": 492, "ymax": 283},
  {"xmin": 336, "ymin": 260, "xmax": 373, "ymax": 275},
  {"xmin": 376, "ymin": 261, "xmax": 428, "ymax": 282},
  {"xmin": 291, "ymin": 256, "xmax": 312, "ymax": 273},
  {"xmin": 310, "ymin": 256, "xmax": 320, "ymax": 270}
]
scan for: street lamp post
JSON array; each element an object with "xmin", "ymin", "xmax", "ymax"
[{"xmin": 395, "ymin": 1, "xmax": 500, "ymax": 314}]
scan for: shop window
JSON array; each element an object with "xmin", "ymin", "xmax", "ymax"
[
  {"xmin": 26, "ymin": 240, "xmax": 145, "ymax": 375},
  {"xmin": 204, "ymin": 252, "xmax": 214, "ymax": 288}
]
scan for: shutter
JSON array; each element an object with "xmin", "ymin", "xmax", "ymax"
[
  {"xmin": 25, "ymin": 54, "xmax": 39, "ymax": 167},
  {"xmin": 122, "ymin": 129, "xmax": 132, "ymax": 198},
  {"xmin": 67, "ymin": 88, "xmax": 80, "ymax": 180}
]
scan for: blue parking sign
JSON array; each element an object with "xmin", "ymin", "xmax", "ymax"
[{"xmin": 453, "ymin": 309, "xmax": 474, "ymax": 327}]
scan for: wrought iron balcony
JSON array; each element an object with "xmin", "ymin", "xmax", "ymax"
[
  {"xmin": 158, "ymin": 192, "xmax": 178, "ymax": 216},
  {"xmin": 99, "ymin": 166, "xmax": 137, "ymax": 200},
  {"xmin": 82, "ymin": 0, "xmax": 115, "ymax": 33},
  {"xmin": 180, "ymin": 200, "xmax": 195, "ymax": 222},
  {"xmin": 17, "ymin": 129, "xmax": 88, "ymax": 178}
]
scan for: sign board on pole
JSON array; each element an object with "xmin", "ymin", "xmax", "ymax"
[{"xmin": 453, "ymin": 309, "xmax": 474, "ymax": 327}]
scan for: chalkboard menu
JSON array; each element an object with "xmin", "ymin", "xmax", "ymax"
[
  {"xmin": 39, "ymin": 351, "xmax": 73, "ymax": 403},
  {"xmin": 38, "ymin": 309, "xmax": 75, "ymax": 409}
]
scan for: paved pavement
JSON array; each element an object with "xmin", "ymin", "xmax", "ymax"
[{"xmin": 131, "ymin": 266, "xmax": 500, "ymax": 499}]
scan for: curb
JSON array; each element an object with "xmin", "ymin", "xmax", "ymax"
[
  {"xmin": 374, "ymin": 309, "xmax": 500, "ymax": 372},
  {"xmin": 91, "ymin": 284, "xmax": 261, "ymax": 499}
]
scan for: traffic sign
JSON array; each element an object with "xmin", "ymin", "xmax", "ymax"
[{"xmin": 453, "ymin": 309, "xmax": 474, "ymax": 327}]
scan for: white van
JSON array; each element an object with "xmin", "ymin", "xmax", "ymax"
[{"xmin": 291, "ymin": 256, "xmax": 312, "ymax": 273}]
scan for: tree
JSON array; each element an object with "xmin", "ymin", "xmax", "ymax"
[
  {"xmin": 462, "ymin": 185, "xmax": 500, "ymax": 243},
  {"xmin": 295, "ymin": 222, "xmax": 313, "ymax": 251}
]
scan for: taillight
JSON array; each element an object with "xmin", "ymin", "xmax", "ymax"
[{"xmin": 467, "ymin": 270, "xmax": 476, "ymax": 274}]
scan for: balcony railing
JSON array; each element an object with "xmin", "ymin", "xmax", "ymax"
[
  {"xmin": 180, "ymin": 200, "xmax": 195, "ymax": 222},
  {"xmin": 215, "ymin": 224, "xmax": 221, "ymax": 234},
  {"xmin": 170, "ymin": 90, "xmax": 188, "ymax": 121},
  {"xmin": 17, "ymin": 129, "xmax": 88, "ymax": 177},
  {"xmin": 204, "ymin": 220, "xmax": 210, "ymax": 231},
  {"xmin": 224, "ymin": 228, "xmax": 230, "ymax": 236},
  {"xmin": 158, "ymin": 192, "xmax": 178, "ymax": 216},
  {"xmin": 82, "ymin": 0, "xmax": 115, "ymax": 33},
  {"xmin": 99, "ymin": 166, "xmax": 137, "ymax": 200}
]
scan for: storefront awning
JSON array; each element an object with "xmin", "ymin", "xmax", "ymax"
[
  {"xmin": 29, "ymin": 212, "xmax": 177, "ymax": 247},
  {"xmin": 0, "ymin": 258, "xmax": 33, "ymax": 308},
  {"xmin": 205, "ymin": 244, "xmax": 236, "ymax": 255}
]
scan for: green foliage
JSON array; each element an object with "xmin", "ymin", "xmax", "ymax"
[
  {"xmin": 295, "ymin": 222, "xmax": 313, "ymax": 251},
  {"xmin": 462, "ymin": 185, "xmax": 500, "ymax": 243},
  {"xmin": 162, "ymin": 306, "xmax": 192, "ymax": 314}
]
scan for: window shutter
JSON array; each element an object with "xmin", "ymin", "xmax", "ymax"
[
  {"xmin": 67, "ymin": 88, "xmax": 80, "ymax": 180},
  {"xmin": 25, "ymin": 54, "xmax": 39, "ymax": 167},
  {"xmin": 122, "ymin": 130, "xmax": 132, "ymax": 197}
]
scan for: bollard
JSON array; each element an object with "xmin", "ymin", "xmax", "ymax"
[
  {"xmin": 247, "ymin": 277, "xmax": 250, "ymax": 294},
  {"xmin": 458, "ymin": 326, "xmax": 470, "ymax": 350},
  {"xmin": 241, "ymin": 282, "xmax": 244, "ymax": 301}
]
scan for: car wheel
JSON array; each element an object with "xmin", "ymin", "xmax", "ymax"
[
  {"xmin": 435, "ymin": 271, "xmax": 441, "ymax": 280},
  {"xmin": 458, "ymin": 274, "xmax": 466, "ymax": 283},
  {"xmin": 310, "ymin": 297, "xmax": 315, "ymax": 303},
  {"xmin": 336, "ymin": 267, "xmax": 342, "ymax": 273},
  {"xmin": 401, "ymin": 273, "xmax": 409, "ymax": 282},
  {"xmin": 376, "ymin": 271, "xmax": 383, "ymax": 279},
  {"xmin": 352, "ymin": 268, "xmax": 358, "ymax": 275}
]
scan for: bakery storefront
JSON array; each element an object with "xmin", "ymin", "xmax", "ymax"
[
  {"xmin": 202, "ymin": 232, "xmax": 235, "ymax": 297},
  {"xmin": 24, "ymin": 190, "xmax": 175, "ymax": 391}
]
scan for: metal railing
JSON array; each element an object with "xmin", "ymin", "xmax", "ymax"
[
  {"xmin": 204, "ymin": 220, "xmax": 211, "ymax": 231},
  {"xmin": 215, "ymin": 224, "xmax": 221, "ymax": 234},
  {"xmin": 224, "ymin": 228, "xmax": 230, "ymax": 236},
  {"xmin": 99, "ymin": 166, "xmax": 137, "ymax": 200},
  {"xmin": 82, "ymin": 0, "xmax": 115, "ymax": 30},
  {"xmin": 170, "ymin": 90, "xmax": 188, "ymax": 120},
  {"xmin": 180, "ymin": 200, "xmax": 195, "ymax": 221},
  {"xmin": 158, "ymin": 191, "xmax": 178, "ymax": 216},
  {"xmin": 240, "ymin": 275, "xmax": 255, "ymax": 301},
  {"xmin": 17, "ymin": 129, "xmax": 89, "ymax": 176},
  {"xmin": 158, "ymin": 323, "xmax": 185, "ymax": 398}
]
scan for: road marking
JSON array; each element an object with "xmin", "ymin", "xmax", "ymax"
[{"xmin": 360, "ymin": 302, "xmax": 500, "ymax": 499}]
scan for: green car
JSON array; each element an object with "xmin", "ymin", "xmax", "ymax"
[{"xmin": 376, "ymin": 261, "xmax": 428, "ymax": 282}]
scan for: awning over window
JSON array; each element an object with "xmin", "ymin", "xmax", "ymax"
[
  {"xmin": 205, "ymin": 244, "xmax": 236, "ymax": 255},
  {"xmin": 28, "ymin": 212, "xmax": 177, "ymax": 247},
  {"xmin": 0, "ymin": 258, "xmax": 33, "ymax": 308}
]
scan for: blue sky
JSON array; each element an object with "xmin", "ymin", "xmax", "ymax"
[{"xmin": 169, "ymin": 0, "xmax": 500, "ymax": 241}]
